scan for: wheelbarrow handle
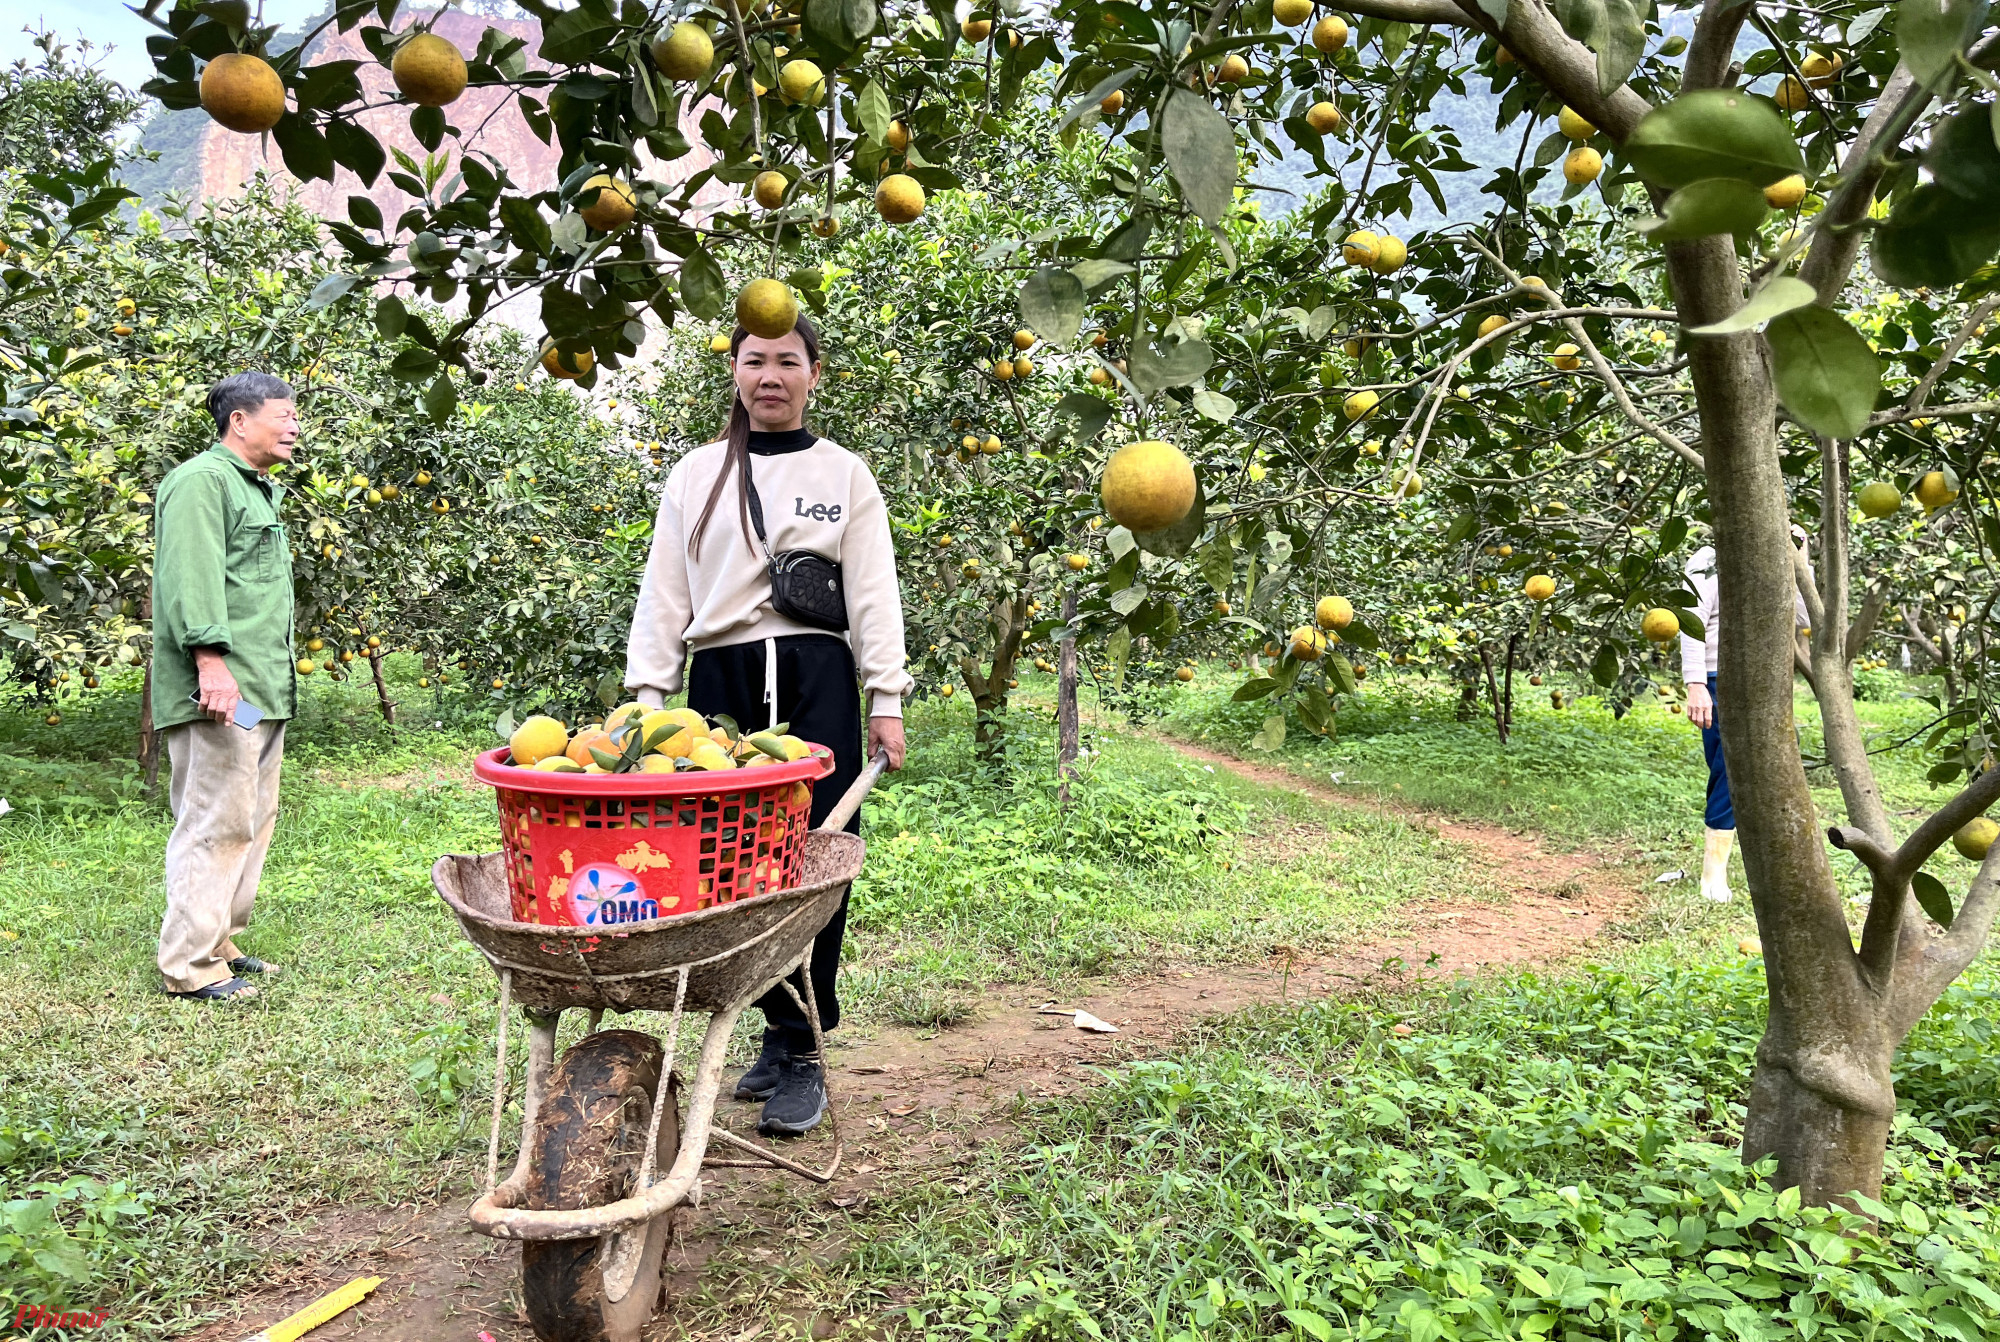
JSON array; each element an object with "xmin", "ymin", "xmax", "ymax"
[{"xmin": 816, "ymin": 750, "xmax": 890, "ymax": 834}]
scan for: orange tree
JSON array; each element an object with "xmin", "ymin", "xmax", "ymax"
[
  {"xmin": 0, "ymin": 166, "xmax": 639, "ymax": 741},
  {"xmin": 140, "ymin": 0, "xmax": 2000, "ymax": 1204}
]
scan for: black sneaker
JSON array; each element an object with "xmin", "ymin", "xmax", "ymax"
[
  {"xmin": 757, "ymin": 1056, "xmax": 827, "ymax": 1137},
  {"xmin": 734, "ymin": 1038, "xmax": 790, "ymax": 1102}
]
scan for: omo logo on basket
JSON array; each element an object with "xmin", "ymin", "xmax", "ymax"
[{"xmin": 564, "ymin": 863, "xmax": 661, "ymax": 926}]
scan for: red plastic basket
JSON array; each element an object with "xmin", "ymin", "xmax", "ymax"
[{"xmin": 472, "ymin": 745, "xmax": 837, "ymax": 927}]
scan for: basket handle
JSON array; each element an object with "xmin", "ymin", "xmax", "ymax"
[{"xmin": 817, "ymin": 750, "xmax": 890, "ymax": 833}]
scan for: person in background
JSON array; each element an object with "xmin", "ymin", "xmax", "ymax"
[
  {"xmin": 151, "ymin": 372, "xmax": 300, "ymax": 1002},
  {"xmin": 1681, "ymin": 525, "xmax": 1813, "ymax": 902},
  {"xmin": 624, "ymin": 315, "xmax": 911, "ymax": 1137}
]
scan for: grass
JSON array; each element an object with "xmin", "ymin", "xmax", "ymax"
[
  {"xmin": 1155, "ymin": 663, "xmax": 1966, "ymax": 903},
  {"xmin": 6, "ymin": 656, "xmax": 1985, "ymax": 1338},
  {"xmin": 0, "ymin": 660, "xmax": 1482, "ymax": 1333},
  {"xmin": 794, "ymin": 952, "xmax": 2000, "ymax": 1341}
]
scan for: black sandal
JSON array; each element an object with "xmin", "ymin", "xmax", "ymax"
[
  {"xmin": 227, "ymin": 956, "xmax": 277, "ymax": 976},
  {"xmin": 166, "ymin": 977, "xmax": 259, "ymax": 1002}
]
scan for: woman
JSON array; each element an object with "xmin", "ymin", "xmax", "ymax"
[
  {"xmin": 626, "ymin": 316, "xmax": 911, "ymax": 1137},
  {"xmin": 1679, "ymin": 525, "xmax": 1812, "ymax": 903}
]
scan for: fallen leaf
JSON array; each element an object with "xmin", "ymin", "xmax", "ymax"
[
  {"xmin": 849, "ymin": 1064, "xmax": 902, "ymax": 1074},
  {"xmin": 1073, "ymin": 1010, "xmax": 1119, "ymax": 1033},
  {"xmin": 831, "ymin": 1194, "xmax": 863, "ymax": 1208},
  {"xmin": 886, "ymin": 1102, "xmax": 918, "ymax": 1116}
]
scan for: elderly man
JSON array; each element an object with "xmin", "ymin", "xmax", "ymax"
[{"xmin": 152, "ymin": 372, "xmax": 300, "ymax": 1002}]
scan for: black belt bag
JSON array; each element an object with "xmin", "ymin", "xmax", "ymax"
[{"xmin": 746, "ymin": 475, "xmax": 849, "ymax": 632}]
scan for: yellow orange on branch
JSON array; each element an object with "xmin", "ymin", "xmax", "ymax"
[{"xmin": 1101, "ymin": 440, "xmax": 1197, "ymax": 532}]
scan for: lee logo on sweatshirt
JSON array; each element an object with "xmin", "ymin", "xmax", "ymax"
[{"xmin": 794, "ymin": 497, "xmax": 843, "ymax": 523}]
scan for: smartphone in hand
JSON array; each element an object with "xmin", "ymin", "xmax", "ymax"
[{"xmin": 188, "ymin": 693, "xmax": 266, "ymax": 730}]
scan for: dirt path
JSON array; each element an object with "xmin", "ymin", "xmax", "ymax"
[{"xmin": 179, "ymin": 737, "xmax": 1648, "ymax": 1342}]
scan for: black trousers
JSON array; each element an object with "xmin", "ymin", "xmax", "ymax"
[{"xmin": 687, "ymin": 633, "xmax": 862, "ymax": 1054}]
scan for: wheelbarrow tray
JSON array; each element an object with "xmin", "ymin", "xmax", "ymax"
[{"xmin": 433, "ymin": 829, "xmax": 864, "ymax": 1014}]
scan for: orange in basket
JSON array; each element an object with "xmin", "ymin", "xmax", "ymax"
[{"xmin": 473, "ymin": 746, "xmax": 836, "ymax": 926}]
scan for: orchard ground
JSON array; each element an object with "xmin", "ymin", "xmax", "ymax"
[{"xmin": 4, "ymin": 658, "xmax": 2000, "ymax": 1339}]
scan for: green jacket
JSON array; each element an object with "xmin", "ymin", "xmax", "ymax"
[{"xmin": 150, "ymin": 444, "xmax": 297, "ymax": 731}]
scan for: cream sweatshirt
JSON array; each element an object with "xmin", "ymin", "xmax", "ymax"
[
  {"xmin": 1680, "ymin": 545, "xmax": 1813, "ymax": 683},
  {"xmin": 625, "ymin": 434, "xmax": 914, "ymax": 718}
]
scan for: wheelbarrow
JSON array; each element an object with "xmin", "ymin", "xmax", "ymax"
[{"xmin": 431, "ymin": 752, "xmax": 887, "ymax": 1342}]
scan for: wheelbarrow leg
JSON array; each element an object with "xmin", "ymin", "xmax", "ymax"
[{"xmin": 484, "ymin": 969, "xmax": 562, "ymax": 1204}]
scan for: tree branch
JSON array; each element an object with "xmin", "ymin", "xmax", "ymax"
[
  {"xmin": 1906, "ymin": 295, "xmax": 2000, "ymax": 411},
  {"xmin": 1448, "ymin": 0, "xmax": 1652, "ymax": 139},
  {"xmin": 1846, "ymin": 579, "xmax": 1890, "ymax": 664},
  {"xmin": 1340, "ymin": 0, "xmax": 1466, "ymax": 22},
  {"xmin": 1891, "ymin": 764, "xmax": 2000, "ymax": 886},
  {"xmin": 1827, "ymin": 826, "xmax": 1895, "ymax": 879}
]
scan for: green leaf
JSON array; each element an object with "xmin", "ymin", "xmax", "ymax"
[
  {"xmin": 327, "ymin": 117, "xmax": 385, "ymax": 185},
  {"xmin": 855, "ymin": 80, "xmax": 892, "ymax": 144},
  {"xmin": 1191, "ymin": 386, "xmax": 1236, "ymax": 422},
  {"xmin": 1056, "ymin": 66, "xmax": 1144, "ymax": 132},
  {"xmin": 1326, "ymin": 654, "xmax": 1358, "ymax": 695},
  {"xmin": 1633, "ymin": 177, "xmax": 1770, "ymax": 242},
  {"xmin": 499, "ymin": 195, "xmax": 553, "ymax": 256},
  {"xmin": 678, "ymin": 246, "xmax": 727, "ymax": 321},
  {"xmin": 1107, "ymin": 623, "xmax": 1132, "ymax": 691},
  {"xmin": 1550, "ymin": 0, "xmax": 1648, "ymax": 94},
  {"xmin": 1766, "ymin": 306, "xmax": 1880, "ymax": 439},
  {"xmin": 1690, "ymin": 276, "xmax": 1817, "ymax": 335},
  {"xmin": 423, "ymin": 372, "xmax": 458, "ymax": 426},
  {"xmin": 1897, "ymin": 0, "xmax": 1990, "ymax": 86},
  {"xmin": 1913, "ymin": 869, "xmax": 1956, "ymax": 927},
  {"xmin": 374, "ymin": 294, "xmax": 408, "ymax": 338},
  {"xmin": 270, "ymin": 111, "xmax": 335, "ymax": 183},
  {"xmin": 1445, "ymin": 513, "xmax": 1478, "ymax": 544},
  {"xmin": 1928, "ymin": 103, "xmax": 2000, "ymax": 201},
  {"xmin": 1591, "ymin": 642, "xmax": 1620, "ymax": 687},
  {"xmin": 1132, "ymin": 479, "xmax": 1207, "ymax": 557},
  {"xmin": 1160, "ymin": 88, "xmax": 1236, "ymax": 225},
  {"xmin": 1249, "ymin": 713, "xmax": 1286, "ymax": 751},
  {"xmin": 1623, "ymin": 90, "xmax": 1805, "ymax": 189},
  {"xmin": 1232, "ymin": 677, "xmax": 1277, "ymax": 703},
  {"xmin": 304, "ymin": 273, "xmax": 361, "ymax": 311},
  {"xmin": 1069, "ymin": 258, "xmax": 1134, "ymax": 290},
  {"xmin": 1128, "ymin": 332, "xmax": 1214, "ymax": 394},
  {"xmin": 1019, "ymin": 266, "xmax": 1086, "ymax": 344},
  {"xmin": 1055, "ymin": 391, "xmax": 1113, "ymax": 442},
  {"xmin": 1872, "ymin": 182, "xmax": 2000, "ymax": 287},
  {"xmin": 1282, "ymin": 1309, "xmax": 1334, "ymax": 1342},
  {"xmin": 1197, "ymin": 535, "xmax": 1235, "ymax": 594}
]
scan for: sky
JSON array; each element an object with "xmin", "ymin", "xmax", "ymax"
[{"xmin": 2, "ymin": 0, "xmax": 327, "ymax": 91}]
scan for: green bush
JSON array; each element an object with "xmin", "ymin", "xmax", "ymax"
[{"xmin": 892, "ymin": 958, "xmax": 2000, "ymax": 1340}]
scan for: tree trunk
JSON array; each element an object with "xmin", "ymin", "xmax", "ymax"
[
  {"xmin": 138, "ymin": 661, "xmax": 161, "ymax": 792},
  {"xmin": 960, "ymin": 596, "xmax": 1025, "ymax": 767},
  {"xmin": 1478, "ymin": 643, "xmax": 1508, "ymax": 744},
  {"xmin": 368, "ymin": 648, "xmax": 398, "ymax": 726},
  {"xmin": 1057, "ymin": 589, "xmax": 1079, "ymax": 805},
  {"xmin": 1667, "ymin": 226, "xmax": 1901, "ymax": 1205},
  {"xmin": 1741, "ymin": 1043, "xmax": 1895, "ymax": 1206}
]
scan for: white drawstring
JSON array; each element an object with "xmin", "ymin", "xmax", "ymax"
[{"xmin": 763, "ymin": 636, "xmax": 778, "ymax": 731}]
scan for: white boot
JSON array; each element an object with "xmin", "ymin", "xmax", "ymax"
[{"xmin": 1701, "ymin": 827, "xmax": 1735, "ymax": 902}]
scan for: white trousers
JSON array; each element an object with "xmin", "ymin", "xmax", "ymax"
[{"xmin": 158, "ymin": 719, "xmax": 286, "ymax": 993}]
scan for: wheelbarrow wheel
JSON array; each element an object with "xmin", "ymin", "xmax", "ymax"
[{"xmin": 522, "ymin": 1029, "xmax": 681, "ymax": 1342}]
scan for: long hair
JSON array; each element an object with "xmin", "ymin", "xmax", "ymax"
[{"xmin": 688, "ymin": 315, "xmax": 822, "ymax": 559}]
